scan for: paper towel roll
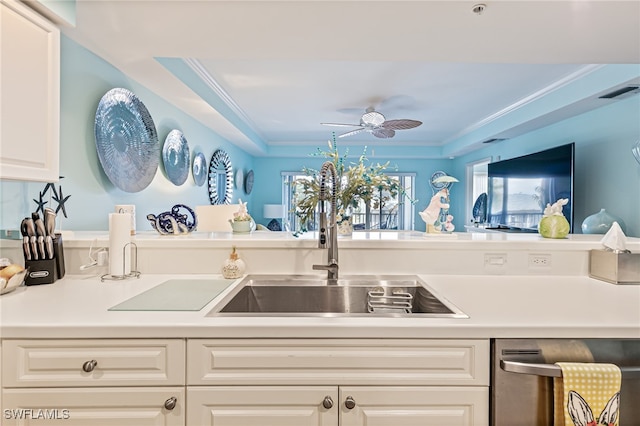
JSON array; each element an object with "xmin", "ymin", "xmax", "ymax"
[
  {"xmin": 115, "ymin": 204, "xmax": 136, "ymax": 235},
  {"xmin": 109, "ymin": 213, "xmax": 131, "ymax": 276}
]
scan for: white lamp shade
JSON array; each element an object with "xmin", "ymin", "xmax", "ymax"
[{"xmin": 263, "ymin": 204, "xmax": 285, "ymax": 219}]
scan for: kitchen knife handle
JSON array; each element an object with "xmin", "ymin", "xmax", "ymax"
[
  {"xmin": 23, "ymin": 236, "xmax": 31, "ymax": 261},
  {"xmin": 29, "ymin": 236, "xmax": 39, "ymax": 261},
  {"xmin": 45, "ymin": 235, "xmax": 55, "ymax": 259}
]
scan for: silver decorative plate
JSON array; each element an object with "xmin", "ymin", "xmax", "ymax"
[
  {"xmin": 192, "ymin": 151, "xmax": 207, "ymax": 186},
  {"xmin": 95, "ymin": 88, "xmax": 159, "ymax": 193},
  {"xmin": 162, "ymin": 129, "xmax": 190, "ymax": 186}
]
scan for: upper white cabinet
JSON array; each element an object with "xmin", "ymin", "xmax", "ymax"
[{"xmin": 0, "ymin": 0, "xmax": 60, "ymax": 182}]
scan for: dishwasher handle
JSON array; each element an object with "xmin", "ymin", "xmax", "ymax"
[{"xmin": 500, "ymin": 360, "xmax": 640, "ymax": 379}]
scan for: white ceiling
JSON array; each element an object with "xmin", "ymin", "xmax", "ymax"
[{"xmin": 51, "ymin": 0, "xmax": 640, "ymax": 158}]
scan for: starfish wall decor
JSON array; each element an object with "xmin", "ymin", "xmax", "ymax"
[{"xmin": 33, "ymin": 177, "xmax": 71, "ymax": 218}]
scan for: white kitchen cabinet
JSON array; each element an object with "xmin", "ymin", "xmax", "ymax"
[
  {"xmin": 188, "ymin": 386, "xmax": 338, "ymax": 426},
  {"xmin": 2, "ymin": 387, "xmax": 185, "ymax": 425},
  {"xmin": 0, "ymin": 0, "xmax": 60, "ymax": 182},
  {"xmin": 339, "ymin": 386, "xmax": 488, "ymax": 426},
  {"xmin": 187, "ymin": 385, "xmax": 487, "ymax": 426},
  {"xmin": 1, "ymin": 339, "xmax": 186, "ymax": 425},
  {"xmin": 187, "ymin": 339, "xmax": 490, "ymax": 426}
]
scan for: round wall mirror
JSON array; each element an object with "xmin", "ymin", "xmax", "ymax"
[{"xmin": 208, "ymin": 149, "xmax": 233, "ymax": 204}]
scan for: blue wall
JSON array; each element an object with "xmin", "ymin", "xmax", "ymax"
[
  {"xmin": 251, "ymin": 153, "xmax": 454, "ymax": 229},
  {"xmin": 252, "ymin": 90, "xmax": 640, "ymax": 238},
  {"xmin": 0, "ymin": 36, "xmax": 254, "ymax": 232},
  {"xmin": 1, "ymin": 36, "xmax": 638, "ymax": 237},
  {"xmin": 452, "ymin": 95, "xmax": 640, "ymax": 237}
]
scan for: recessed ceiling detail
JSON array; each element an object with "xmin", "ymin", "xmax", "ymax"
[{"xmin": 58, "ymin": 1, "xmax": 640, "ymax": 159}]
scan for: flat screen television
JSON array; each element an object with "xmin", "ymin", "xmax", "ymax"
[{"xmin": 487, "ymin": 142, "xmax": 575, "ymax": 233}]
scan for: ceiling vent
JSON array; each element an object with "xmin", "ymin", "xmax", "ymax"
[
  {"xmin": 598, "ymin": 86, "xmax": 640, "ymax": 100},
  {"xmin": 481, "ymin": 138, "xmax": 507, "ymax": 144}
]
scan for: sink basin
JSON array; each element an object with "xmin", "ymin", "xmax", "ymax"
[{"xmin": 206, "ymin": 275, "xmax": 467, "ymax": 318}]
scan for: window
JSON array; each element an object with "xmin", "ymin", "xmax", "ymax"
[
  {"xmin": 282, "ymin": 172, "xmax": 416, "ymax": 232},
  {"xmin": 465, "ymin": 157, "xmax": 491, "ymax": 224}
]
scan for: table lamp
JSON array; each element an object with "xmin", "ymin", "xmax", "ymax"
[{"xmin": 263, "ymin": 204, "xmax": 286, "ymax": 231}]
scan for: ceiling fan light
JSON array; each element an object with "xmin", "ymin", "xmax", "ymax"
[{"xmin": 361, "ymin": 111, "xmax": 385, "ymax": 126}]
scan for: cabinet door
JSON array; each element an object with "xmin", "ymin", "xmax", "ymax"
[
  {"xmin": 187, "ymin": 386, "xmax": 338, "ymax": 426},
  {"xmin": 2, "ymin": 387, "xmax": 184, "ymax": 425},
  {"xmin": 339, "ymin": 386, "xmax": 488, "ymax": 426},
  {"xmin": 0, "ymin": 0, "xmax": 60, "ymax": 182}
]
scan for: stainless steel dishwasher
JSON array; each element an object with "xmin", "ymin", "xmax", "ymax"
[{"xmin": 491, "ymin": 339, "xmax": 640, "ymax": 426}]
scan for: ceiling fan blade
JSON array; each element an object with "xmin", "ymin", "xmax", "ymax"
[
  {"xmin": 321, "ymin": 122, "xmax": 361, "ymax": 128},
  {"xmin": 372, "ymin": 128, "xmax": 395, "ymax": 139},
  {"xmin": 338, "ymin": 128, "xmax": 367, "ymax": 138},
  {"xmin": 382, "ymin": 119, "xmax": 422, "ymax": 130}
]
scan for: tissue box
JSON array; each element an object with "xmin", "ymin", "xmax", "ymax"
[{"xmin": 589, "ymin": 249, "xmax": 640, "ymax": 285}]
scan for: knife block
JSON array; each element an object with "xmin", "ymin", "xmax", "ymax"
[{"xmin": 24, "ymin": 234, "xmax": 65, "ymax": 286}]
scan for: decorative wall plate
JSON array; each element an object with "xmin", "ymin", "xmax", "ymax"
[
  {"xmin": 95, "ymin": 88, "xmax": 159, "ymax": 192},
  {"xmin": 208, "ymin": 149, "xmax": 233, "ymax": 205},
  {"xmin": 244, "ymin": 169, "xmax": 254, "ymax": 194},
  {"xmin": 192, "ymin": 152, "xmax": 207, "ymax": 186},
  {"xmin": 235, "ymin": 168, "xmax": 244, "ymax": 190},
  {"xmin": 162, "ymin": 129, "xmax": 190, "ymax": 186}
]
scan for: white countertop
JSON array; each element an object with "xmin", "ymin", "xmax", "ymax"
[
  {"xmin": 34, "ymin": 230, "xmax": 640, "ymax": 251},
  {"xmin": 1, "ymin": 273, "xmax": 638, "ymax": 340}
]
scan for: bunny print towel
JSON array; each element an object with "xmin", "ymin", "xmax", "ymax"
[{"xmin": 554, "ymin": 362, "xmax": 622, "ymax": 426}]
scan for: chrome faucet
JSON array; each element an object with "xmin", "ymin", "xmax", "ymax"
[{"xmin": 312, "ymin": 161, "xmax": 339, "ymax": 280}]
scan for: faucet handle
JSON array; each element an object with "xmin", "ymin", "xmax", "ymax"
[
  {"xmin": 312, "ymin": 262, "xmax": 339, "ymax": 279},
  {"xmin": 318, "ymin": 212, "xmax": 328, "ymax": 248}
]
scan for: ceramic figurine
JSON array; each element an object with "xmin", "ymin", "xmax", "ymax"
[
  {"xmin": 419, "ymin": 188, "xmax": 450, "ymax": 233},
  {"xmin": 444, "ymin": 214, "xmax": 455, "ymax": 232},
  {"xmin": 229, "ymin": 199, "xmax": 255, "ymax": 233},
  {"xmin": 538, "ymin": 198, "xmax": 570, "ymax": 239},
  {"xmin": 147, "ymin": 204, "xmax": 197, "ymax": 235},
  {"xmin": 222, "ymin": 246, "xmax": 245, "ymax": 279}
]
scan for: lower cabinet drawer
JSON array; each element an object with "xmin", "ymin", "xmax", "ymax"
[
  {"xmin": 187, "ymin": 339, "xmax": 489, "ymax": 386},
  {"xmin": 2, "ymin": 387, "xmax": 184, "ymax": 426},
  {"xmin": 2, "ymin": 339, "xmax": 185, "ymax": 387}
]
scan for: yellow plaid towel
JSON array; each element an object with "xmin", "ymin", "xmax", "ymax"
[{"xmin": 554, "ymin": 362, "xmax": 622, "ymax": 426}]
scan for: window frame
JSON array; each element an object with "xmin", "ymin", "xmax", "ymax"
[{"xmin": 281, "ymin": 171, "xmax": 416, "ymax": 232}]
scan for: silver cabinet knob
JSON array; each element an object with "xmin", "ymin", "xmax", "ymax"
[
  {"xmin": 322, "ymin": 396, "xmax": 334, "ymax": 409},
  {"xmin": 164, "ymin": 397, "xmax": 177, "ymax": 410},
  {"xmin": 344, "ymin": 396, "xmax": 356, "ymax": 410},
  {"xmin": 82, "ymin": 360, "xmax": 97, "ymax": 372}
]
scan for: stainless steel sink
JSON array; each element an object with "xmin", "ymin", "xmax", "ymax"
[{"xmin": 206, "ymin": 275, "xmax": 467, "ymax": 318}]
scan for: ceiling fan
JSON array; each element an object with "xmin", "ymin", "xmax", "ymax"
[{"xmin": 321, "ymin": 107, "xmax": 422, "ymax": 139}]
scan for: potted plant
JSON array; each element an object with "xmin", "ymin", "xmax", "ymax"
[{"xmin": 293, "ymin": 134, "xmax": 413, "ymax": 234}]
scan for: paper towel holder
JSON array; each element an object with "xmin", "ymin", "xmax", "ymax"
[{"xmin": 101, "ymin": 242, "xmax": 141, "ymax": 282}]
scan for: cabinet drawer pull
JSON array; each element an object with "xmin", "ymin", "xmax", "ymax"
[
  {"xmin": 82, "ymin": 360, "xmax": 97, "ymax": 372},
  {"xmin": 344, "ymin": 396, "xmax": 356, "ymax": 410},
  {"xmin": 322, "ymin": 396, "xmax": 333, "ymax": 409},
  {"xmin": 164, "ymin": 397, "xmax": 177, "ymax": 410}
]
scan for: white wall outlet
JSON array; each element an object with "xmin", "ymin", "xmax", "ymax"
[
  {"xmin": 484, "ymin": 253, "xmax": 507, "ymax": 268},
  {"xmin": 97, "ymin": 250, "xmax": 109, "ymax": 266},
  {"xmin": 529, "ymin": 253, "xmax": 552, "ymax": 268}
]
